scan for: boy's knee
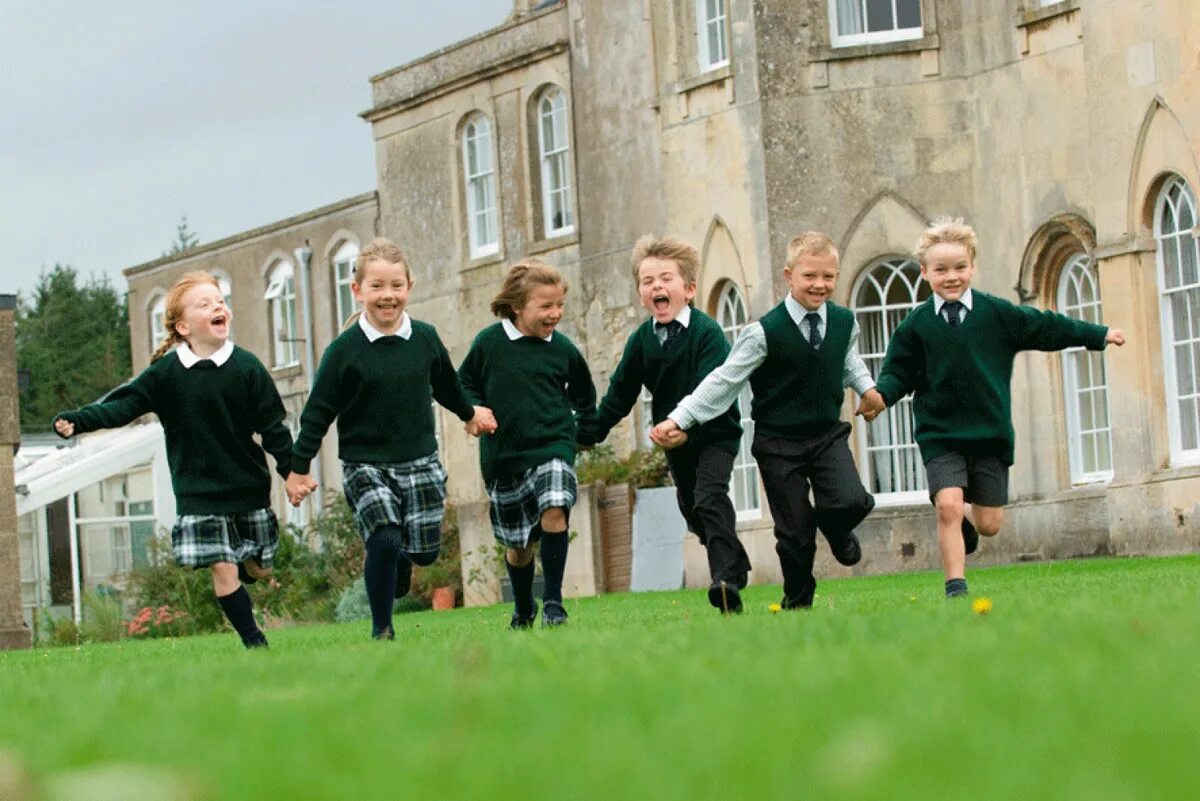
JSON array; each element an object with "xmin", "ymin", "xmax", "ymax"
[
  {"xmin": 540, "ymin": 507, "xmax": 567, "ymax": 532},
  {"xmin": 507, "ymin": 546, "xmax": 535, "ymax": 567},
  {"xmin": 211, "ymin": 562, "xmax": 239, "ymax": 593},
  {"xmin": 933, "ymin": 493, "xmax": 965, "ymax": 523},
  {"xmin": 975, "ymin": 508, "xmax": 1003, "ymax": 537}
]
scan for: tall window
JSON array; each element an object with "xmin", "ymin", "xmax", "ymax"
[
  {"xmin": 853, "ymin": 258, "xmax": 931, "ymax": 500},
  {"xmin": 715, "ymin": 283, "xmax": 760, "ymax": 518},
  {"xmin": 148, "ymin": 294, "xmax": 167, "ymax": 354},
  {"xmin": 211, "ymin": 270, "xmax": 233, "ymax": 338},
  {"xmin": 265, "ymin": 260, "xmax": 299, "ymax": 368},
  {"xmin": 332, "ymin": 240, "xmax": 359, "ymax": 324},
  {"xmin": 830, "ymin": 0, "xmax": 923, "ymax": 47},
  {"xmin": 1155, "ymin": 176, "xmax": 1200, "ymax": 463},
  {"xmin": 1058, "ymin": 254, "xmax": 1114, "ymax": 482},
  {"xmin": 696, "ymin": 0, "xmax": 730, "ymax": 72},
  {"xmin": 462, "ymin": 115, "xmax": 499, "ymax": 257},
  {"xmin": 538, "ymin": 88, "xmax": 574, "ymax": 238}
]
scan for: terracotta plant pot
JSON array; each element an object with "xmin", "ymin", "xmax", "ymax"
[{"xmin": 431, "ymin": 586, "xmax": 456, "ymax": 611}]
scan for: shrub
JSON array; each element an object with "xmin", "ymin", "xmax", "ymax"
[
  {"xmin": 577, "ymin": 444, "xmax": 672, "ymax": 489},
  {"xmin": 333, "ymin": 581, "xmax": 425, "ymax": 624}
]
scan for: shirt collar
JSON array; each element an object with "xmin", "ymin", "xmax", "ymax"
[
  {"xmin": 654, "ymin": 304, "xmax": 692, "ymax": 329},
  {"xmin": 176, "ymin": 340, "xmax": 234, "ymax": 369},
  {"xmin": 358, "ymin": 311, "xmax": 413, "ymax": 342},
  {"xmin": 933, "ymin": 288, "xmax": 974, "ymax": 313},
  {"xmin": 784, "ymin": 293, "xmax": 826, "ymax": 325},
  {"xmin": 502, "ymin": 317, "xmax": 553, "ymax": 342}
]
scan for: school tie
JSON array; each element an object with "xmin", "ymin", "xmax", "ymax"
[
  {"xmin": 659, "ymin": 319, "xmax": 683, "ymax": 350},
  {"xmin": 943, "ymin": 301, "xmax": 964, "ymax": 328},
  {"xmin": 803, "ymin": 312, "xmax": 822, "ymax": 348}
]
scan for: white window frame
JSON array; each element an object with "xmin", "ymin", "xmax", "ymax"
[
  {"xmin": 1057, "ymin": 254, "xmax": 1114, "ymax": 484},
  {"xmin": 851, "ymin": 257, "xmax": 930, "ymax": 504},
  {"xmin": 715, "ymin": 283, "xmax": 761, "ymax": 520},
  {"xmin": 829, "ymin": 0, "xmax": 923, "ymax": 48},
  {"xmin": 211, "ymin": 269, "xmax": 233, "ymax": 338},
  {"xmin": 462, "ymin": 114, "xmax": 500, "ymax": 258},
  {"xmin": 1155, "ymin": 175, "xmax": 1200, "ymax": 465},
  {"xmin": 538, "ymin": 88, "xmax": 575, "ymax": 238},
  {"xmin": 332, "ymin": 240, "xmax": 359, "ymax": 325},
  {"xmin": 695, "ymin": 0, "xmax": 730, "ymax": 72},
  {"xmin": 148, "ymin": 294, "xmax": 167, "ymax": 354},
  {"xmin": 265, "ymin": 260, "xmax": 300, "ymax": 369}
]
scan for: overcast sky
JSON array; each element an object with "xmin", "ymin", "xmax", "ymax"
[{"xmin": 0, "ymin": 0, "xmax": 512, "ymax": 300}]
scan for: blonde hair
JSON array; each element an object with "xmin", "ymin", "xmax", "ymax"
[
  {"xmin": 341, "ymin": 237, "xmax": 411, "ymax": 329},
  {"xmin": 630, "ymin": 234, "xmax": 699, "ymax": 285},
  {"xmin": 785, "ymin": 232, "xmax": 839, "ymax": 269},
  {"xmin": 490, "ymin": 259, "xmax": 568, "ymax": 320},
  {"xmin": 916, "ymin": 217, "xmax": 977, "ymax": 265},
  {"xmin": 149, "ymin": 271, "xmax": 222, "ymax": 363}
]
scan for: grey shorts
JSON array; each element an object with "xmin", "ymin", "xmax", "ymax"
[{"xmin": 924, "ymin": 452, "xmax": 1008, "ymax": 507}]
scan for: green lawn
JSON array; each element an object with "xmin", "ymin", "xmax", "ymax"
[{"xmin": 3, "ymin": 556, "xmax": 1199, "ymax": 801}]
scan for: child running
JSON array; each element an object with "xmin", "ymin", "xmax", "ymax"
[
  {"xmin": 458, "ymin": 259, "xmax": 597, "ymax": 628},
  {"xmin": 286, "ymin": 238, "xmax": 495, "ymax": 640},
  {"xmin": 54, "ymin": 271, "xmax": 289, "ymax": 649},
  {"xmin": 864, "ymin": 218, "xmax": 1125, "ymax": 597}
]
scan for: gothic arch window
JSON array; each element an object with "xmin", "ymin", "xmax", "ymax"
[
  {"xmin": 332, "ymin": 240, "xmax": 359, "ymax": 325},
  {"xmin": 1056, "ymin": 254, "xmax": 1114, "ymax": 482},
  {"xmin": 1155, "ymin": 175, "xmax": 1200, "ymax": 463},
  {"xmin": 536, "ymin": 87, "xmax": 574, "ymax": 238},
  {"xmin": 210, "ymin": 269, "xmax": 233, "ymax": 338},
  {"xmin": 714, "ymin": 281, "xmax": 760, "ymax": 518},
  {"xmin": 852, "ymin": 257, "xmax": 931, "ymax": 500},
  {"xmin": 264, "ymin": 259, "xmax": 299, "ymax": 368},
  {"xmin": 148, "ymin": 293, "xmax": 167, "ymax": 355},
  {"xmin": 461, "ymin": 113, "xmax": 499, "ymax": 257}
]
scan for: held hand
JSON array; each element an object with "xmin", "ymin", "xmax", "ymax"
[
  {"xmin": 285, "ymin": 473, "xmax": 317, "ymax": 507},
  {"xmin": 465, "ymin": 406, "xmax": 498, "ymax": 438},
  {"xmin": 649, "ymin": 420, "xmax": 686, "ymax": 450},
  {"xmin": 1105, "ymin": 328, "xmax": 1126, "ymax": 347},
  {"xmin": 855, "ymin": 388, "xmax": 886, "ymax": 423},
  {"xmin": 54, "ymin": 418, "xmax": 76, "ymax": 437}
]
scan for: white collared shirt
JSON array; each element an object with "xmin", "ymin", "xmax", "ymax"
[
  {"xmin": 176, "ymin": 340, "xmax": 234, "ymax": 369},
  {"xmin": 358, "ymin": 311, "xmax": 413, "ymax": 342},
  {"xmin": 501, "ymin": 317, "xmax": 554, "ymax": 342},
  {"xmin": 933, "ymin": 288, "xmax": 974, "ymax": 323},
  {"xmin": 653, "ymin": 304, "xmax": 692, "ymax": 344}
]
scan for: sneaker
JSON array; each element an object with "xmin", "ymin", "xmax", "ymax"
[
  {"xmin": 542, "ymin": 600, "xmax": 569, "ymax": 627},
  {"xmin": 395, "ymin": 557, "xmax": 413, "ymax": 599},
  {"xmin": 372, "ymin": 625, "xmax": 395, "ymax": 641},
  {"xmin": 832, "ymin": 532, "xmax": 862, "ymax": 567},
  {"xmin": 945, "ymin": 578, "xmax": 969, "ymax": 598},
  {"xmin": 707, "ymin": 580, "xmax": 743, "ymax": 615},
  {"xmin": 243, "ymin": 631, "xmax": 269, "ymax": 649},
  {"xmin": 510, "ymin": 601, "xmax": 539, "ymax": 630},
  {"xmin": 962, "ymin": 518, "xmax": 979, "ymax": 555}
]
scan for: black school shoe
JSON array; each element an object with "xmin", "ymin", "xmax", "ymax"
[
  {"xmin": 707, "ymin": 580, "xmax": 743, "ymax": 615},
  {"xmin": 243, "ymin": 632, "xmax": 269, "ymax": 649},
  {"xmin": 372, "ymin": 625, "xmax": 395, "ymax": 641},
  {"xmin": 542, "ymin": 600, "xmax": 569, "ymax": 627},
  {"xmin": 510, "ymin": 601, "xmax": 539, "ymax": 630},
  {"xmin": 395, "ymin": 557, "xmax": 413, "ymax": 598},
  {"xmin": 832, "ymin": 532, "xmax": 863, "ymax": 567},
  {"xmin": 962, "ymin": 518, "xmax": 979, "ymax": 555}
]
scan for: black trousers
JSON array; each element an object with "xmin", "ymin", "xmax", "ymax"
[
  {"xmin": 667, "ymin": 444, "xmax": 751, "ymax": 587},
  {"xmin": 751, "ymin": 422, "xmax": 875, "ymax": 605}
]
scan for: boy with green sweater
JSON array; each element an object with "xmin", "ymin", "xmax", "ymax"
[
  {"xmin": 579, "ymin": 235, "xmax": 751, "ymax": 614},
  {"xmin": 654, "ymin": 233, "xmax": 886, "ymax": 610},
  {"xmin": 867, "ymin": 218, "xmax": 1126, "ymax": 597}
]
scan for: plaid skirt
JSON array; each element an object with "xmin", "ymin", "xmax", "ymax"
[
  {"xmin": 488, "ymin": 458, "xmax": 578, "ymax": 548},
  {"xmin": 342, "ymin": 455, "xmax": 448, "ymax": 558},
  {"xmin": 171, "ymin": 508, "xmax": 279, "ymax": 569}
]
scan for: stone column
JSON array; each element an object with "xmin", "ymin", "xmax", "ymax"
[{"xmin": 0, "ymin": 294, "xmax": 32, "ymax": 649}]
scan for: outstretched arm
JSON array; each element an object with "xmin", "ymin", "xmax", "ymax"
[{"xmin": 53, "ymin": 372, "xmax": 157, "ymax": 438}]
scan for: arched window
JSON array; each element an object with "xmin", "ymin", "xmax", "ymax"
[
  {"xmin": 715, "ymin": 282, "xmax": 760, "ymax": 518},
  {"xmin": 852, "ymin": 257, "xmax": 932, "ymax": 500},
  {"xmin": 537, "ymin": 88, "xmax": 574, "ymax": 238},
  {"xmin": 695, "ymin": 0, "xmax": 730, "ymax": 72},
  {"xmin": 148, "ymin": 294, "xmax": 167, "ymax": 354},
  {"xmin": 332, "ymin": 240, "xmax": 359, "ymax": 325},
  {"xmin": 1155, "ymin": 176, "xmax": 1200, "ymax": 463},
  {"xmin": 462, "ymin": 114, "xmax": 499, "ymax": 257},
  {"xmin": 1057, "ymin": 254, "xmax": 1114, "ymax": 482},
  {"xmin": 211, "ymin": 269, "xmax": 233, "ymax": 337},
  {"xmin": 264, "ymin": 260, "xmax": 299, "ymax": 368}
]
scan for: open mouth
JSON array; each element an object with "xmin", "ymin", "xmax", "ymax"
[
  {"xmin": 211, "ymin": 314, "xmax": 227, "ymax": 327},
  {"xmin": 653, "ymin": 293, "xmax": 670, "ymax": 312}
]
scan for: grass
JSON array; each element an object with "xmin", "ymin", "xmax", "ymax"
[{"xmin": 2, "ymin": 555, "xmax": 1199, "ymax": 800}]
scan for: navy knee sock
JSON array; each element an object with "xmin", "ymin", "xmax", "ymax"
[
  {"xmin": 506, "ymin": 557, "xmax": 536, "ymax": 618},
  {"xmin": 217, "ymin": 585, "xmax": 267, "ymax": 648},
  {"xmin": 364, "ymin": 530, "xmax": 402, "ymax": 635},
  {"xmin": 539, "ymin": 529, "xmax": 569, "ymax": 604}
]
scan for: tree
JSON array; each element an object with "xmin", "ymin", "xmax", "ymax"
[
  {"xmin": 15, "ymin": 265, "xmax": 131, "ymax": 433},
  {"xmin": 163, "ymin": 216, "xmax": 199, "ymax": 257}
]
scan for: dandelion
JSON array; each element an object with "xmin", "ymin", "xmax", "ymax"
[
  {"xmin": 972, "ymin": 597, "xmax": 993, "ymax": 616},
  {"xmin": 768, "ymin": 603, "xmax": 782, "ymax": 614}
]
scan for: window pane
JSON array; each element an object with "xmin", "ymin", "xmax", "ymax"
[
  {"xmin": 866, "ymin": 0, "xmax": 895, "ymax": 32},
  {"xmin": 1180, "ymin": 397, "xmax": 1199, "ymax": 451},
  {"xmin": 1163, "ymin": 237, "xmax": 1181, "ymax": 290},
  {"xmin": 1171, "ymin": 291, "xmax": 1191, "ymax": 341},
  {"xmin": 836, "ymin": 0, "xmax": 865, "ymax": 36},
  {"xmin": 896, "ymin": 0, "xmax": 921, "ymax": 28},
  {"xmin": 1181, "ymin": 234, "xmax": 1199, "ymax": 287},
  {"xmin": 1176, "ymin": 342, "xmax": 1196, "ymax": 395}
]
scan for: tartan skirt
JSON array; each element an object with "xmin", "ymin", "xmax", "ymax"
[
  {"xmin": 488, "ymin": 458, "xmax": 578, "ymax": 548},
  {"xmin": 171, "ymin": 508, "xmax": 279, "ymax": 569},
  {"xmin": 342, "ymin": 454, "xmax": 448, "ymax": 558}
]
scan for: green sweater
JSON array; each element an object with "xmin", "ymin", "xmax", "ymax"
[
  {"xmin": 582, "ymin": 310, "xmax": 741, "ymax": 454},
  {"xmin": 292, "ymin": 320, "xmax": 476, "ymax": 473},
  {"xmin": 749, "ymin": 300, "xmax": 853, "ymax": 438},
  {"xmin": 875, "ymin": 290, "xmax": 1109, "ymax": 465},
  {"xmin": 54, "ymin": 346, "xmax": 292, "ymax": 515},
  {"xmin": 458, "ymin": 322, "xmax": 597, "ymax": 484}
]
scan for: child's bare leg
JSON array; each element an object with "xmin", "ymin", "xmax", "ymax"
[
  {"xmin": 506, "ymin": 545, "xmax": 535, "ymax": 567},
  {"xmin": 243, "ymin": 556, "xmax": 272, "ymax": 579},
  {"xmin": 211, "ymin": 561, "xmax": 240, "ymax": 596},
  {"xmin": 934, "ymin": 488, "xmax": 967, "ymax": 580},
  {"xmin": 972, "ymin": 505, "xmax": 1004, "ymax": 537}
]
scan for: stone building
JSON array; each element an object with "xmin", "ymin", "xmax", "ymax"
[{"xmin": 122, "ymin": 0, "xmax": 1200, "ymax": 604}]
